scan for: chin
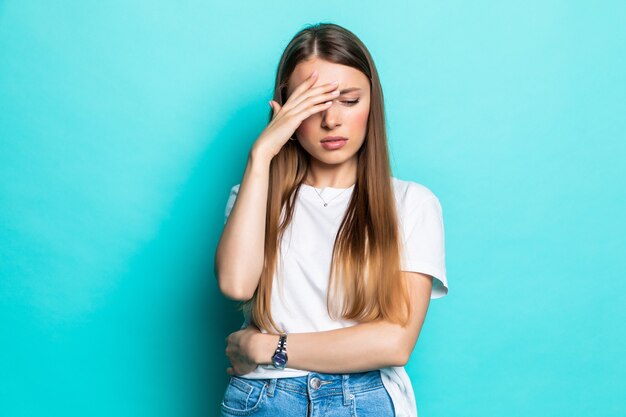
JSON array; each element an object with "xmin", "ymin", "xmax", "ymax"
[{"xmin": 312, "ymin": 152, "xmax": 355, "ymax": 165}]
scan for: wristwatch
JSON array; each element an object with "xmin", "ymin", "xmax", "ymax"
[{"xmin": 271, "ymin": 333, "xmax": 288, "ymax": 369}]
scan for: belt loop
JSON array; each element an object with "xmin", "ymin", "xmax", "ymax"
[
  {"xmin": 342, "ymin": 374, "xmax": 351, "ymax": 406},
  {"xmin": 266, "ymin": 378, "xmax": 277, "ymax": 397}
]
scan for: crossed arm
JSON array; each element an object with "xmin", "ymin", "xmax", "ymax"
[{"xmin": 251, "ymin": 272, "xmax": 433, "ymax": 373}]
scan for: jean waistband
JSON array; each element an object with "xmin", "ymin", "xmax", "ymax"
[{"xmin": 264, "ymin": 369, "xmax": 384, "ymax": 403}]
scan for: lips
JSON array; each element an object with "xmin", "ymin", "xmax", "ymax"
[{"xmin": 321, "ymin": 136, "xmax": 348, "ymax": 143}]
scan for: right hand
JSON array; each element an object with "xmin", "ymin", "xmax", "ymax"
[{"xmin": 251, "ymin": 71, "xmax": 340, "ymax": 160}]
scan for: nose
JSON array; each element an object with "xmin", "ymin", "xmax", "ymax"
[{"xmin": 321, "ymin": 102, "xmax": 341, "ymax": 129}]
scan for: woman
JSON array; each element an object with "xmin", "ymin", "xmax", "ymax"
[{"xmin": 215, "ymin": 22, "xmax": 448, "ymax": 417}]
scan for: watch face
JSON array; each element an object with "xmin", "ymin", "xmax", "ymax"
[{"xmin": 272, "ymin": 352, "xmax": 288, "ymax": 368}]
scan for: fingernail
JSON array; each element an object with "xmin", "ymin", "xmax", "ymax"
[
  {"xmin": 331, "ymin": 80, "xmax": 339, "ymax": 85},
  {"xmin": 311, "ymin": 70, "xmax": 318, "ymax": 77}
]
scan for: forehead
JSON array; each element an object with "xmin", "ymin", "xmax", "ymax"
[{"xmin": 287, "ymin": 58, "xmax": 369, "ymax": 94}]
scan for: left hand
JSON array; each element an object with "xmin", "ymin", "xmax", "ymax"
[{"xmin": 225, "ymin": 323, "xmax": 262, "ymax": 376}]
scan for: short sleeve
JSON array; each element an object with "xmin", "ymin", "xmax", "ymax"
[
  {"xmin": 400, "ymin": 195, "xmax": 448, "ymax": 299},
  {"xmin": 223, "ymin": 184, "xmax": 240, "ymax": 225}
]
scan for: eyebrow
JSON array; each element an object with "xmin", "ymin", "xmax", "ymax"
[
  {"xmin": 339, "ymin": 87, "xmax": 362, "ymax": 94},
  {"xmin": 286, "ymin": 86, "xmax": 362, "ymax": 96}
]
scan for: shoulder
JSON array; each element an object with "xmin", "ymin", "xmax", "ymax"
[
  {"xmin": 391, "ymin": 177, "xmax": 445, "ymax": 244},
  {"xmin": 391, "ymin": 176, "xmax": 440, "ymax": 208}
]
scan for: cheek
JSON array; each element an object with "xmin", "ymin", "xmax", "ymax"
[{"xmin": 348, "ymin": 107, "xmax": 369, "ymax": 133}]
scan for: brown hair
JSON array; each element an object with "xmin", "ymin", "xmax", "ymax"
[{"xmin": 241, "ymin": 22, "xmax": 411, "ymax": 334}]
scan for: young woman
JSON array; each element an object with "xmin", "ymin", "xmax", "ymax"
[{"xmin": 215, "ymin": 22, "xmax": 448, "ymax": 417}]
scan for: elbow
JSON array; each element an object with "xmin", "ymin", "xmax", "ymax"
[
  {"xmin": 220, "ymin": 283, "xmax": 253, "ymax": 302},
  {"xmin": 390, "ymin": 335, "xmax": 412, "ymax": 367},
  {"xmin": 390, "ymin": 348, "xmax": 410, "ymax": 367},
  {"xmin": 395, "ymin": 350, "xmax": 410, "ymax": 367},
  {"xmin": 217, "ymin": 274, "xmax": 254, "ymax": 302},
  {"xmin": 214, "ymin": 254, "xmax": 260, "ymax": 302}
]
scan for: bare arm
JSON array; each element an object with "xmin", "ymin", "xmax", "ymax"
[
  {"xmin": 252, "ymin": 272, "xmax": 433, "ymax": 372},
  {"xmin": 215, "ymin": 72, "xmax": 342, "ymax": 301},
  {"xmin": 215, "ymin": 151, "xmax": 271, "ymax": 301}
]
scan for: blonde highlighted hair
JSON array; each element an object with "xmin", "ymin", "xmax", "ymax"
[{"xmin": 240, "ymin": 22, "xmax": 411, "ymax": 334}]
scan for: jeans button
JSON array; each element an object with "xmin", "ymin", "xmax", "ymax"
[{"xmin": 310, "ymin": 377, "xmax": 321, "ymax": 389}]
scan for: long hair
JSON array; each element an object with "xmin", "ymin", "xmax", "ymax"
[{"xmin": 240, "ymin": 22, "xmax": 411, "ymax": 334}]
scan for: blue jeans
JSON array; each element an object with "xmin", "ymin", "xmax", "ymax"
[{"xmin": 219, "ymin": 369, "xmax": 395, "ymax": 416}]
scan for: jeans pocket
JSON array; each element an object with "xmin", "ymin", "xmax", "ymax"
[
  {"xmin": 353, "ymin": 385, "xmax": 395, "ymax": 417},
  {"xmin": 220, "ymin": 376, "xmax": 268, "ymax": 416}
]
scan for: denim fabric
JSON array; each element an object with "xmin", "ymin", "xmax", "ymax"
[{"xmin": 219, "ymin": 369, "xmax": 395, "ymax": 416}]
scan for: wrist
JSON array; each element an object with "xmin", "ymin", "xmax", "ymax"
[
  {"xmin": 254, "ymin": 333, "xmax": 279, "ymax": 366},
  {"xmin": 249, "ymin": 146, "xmax": 273, "ymax": 167}
]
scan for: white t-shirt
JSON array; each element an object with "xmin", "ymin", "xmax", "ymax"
[{"xmin": 222, "ymin": 176, "xmax": 448, "ymax": 417}]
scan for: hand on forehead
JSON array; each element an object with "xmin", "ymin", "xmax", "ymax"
[{"xmin": 288, "ymin": 59, "xmax": 367, "ymax": 96}]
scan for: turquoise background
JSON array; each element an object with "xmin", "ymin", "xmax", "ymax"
[{"xmin": 1, "ymin": 1, "xmax": 624, "ymax": 416}]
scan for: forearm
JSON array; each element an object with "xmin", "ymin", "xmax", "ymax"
[
  {"xmin": 215, "ymin": 151, "xmax": 271, "ymax": 301},
  {"xmin": 254, "ymin": 320, "xmax": 407, "ymax": 373}
]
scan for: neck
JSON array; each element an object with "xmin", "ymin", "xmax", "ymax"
[{"xmin": 304, "ymin": 156, "xmax": 358, "ymax": 188}]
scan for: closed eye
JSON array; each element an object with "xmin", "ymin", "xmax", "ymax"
[{"xmin": 342, "ymin": 99, "xmax": 360, "ymax": 106}]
